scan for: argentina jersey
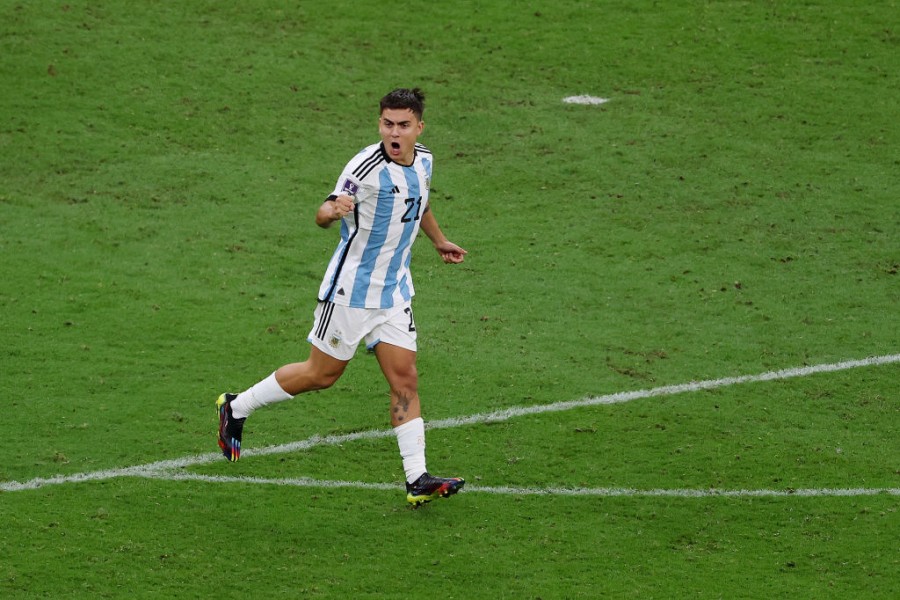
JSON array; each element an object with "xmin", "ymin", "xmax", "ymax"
[{"xmin": 318, "ymin": 142, "xmax": 433, "ymax": 309}]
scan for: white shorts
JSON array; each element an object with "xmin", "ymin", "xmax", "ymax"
[{"xmin": 307, "ymin": 300, "xmax": 417, "ymax": 361}]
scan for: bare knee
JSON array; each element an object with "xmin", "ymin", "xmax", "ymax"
[
  {"xmin": 388, "ymin": 364, "xmax": 418, "ymax": 396},
  {"xmin": 275, "ymin": 356, "xmax": 346, "ymax": 395},
  {"xmin": 374, "ymin": 343, "xmax": 419, "ymax": 397},
  {"xmin": 308, "ymin": 368, "xmax": 342, "ymax": 391}
]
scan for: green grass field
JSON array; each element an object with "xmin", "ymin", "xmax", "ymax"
[{"xmin": 2, "ymin": 1, "xmax": 898, "ymax": 597}]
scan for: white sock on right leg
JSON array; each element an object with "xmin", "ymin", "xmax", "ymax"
[
  {"xmin": 230, "ymin": 372, "xmax": 292, "ymax": 419},
  {"xmin": 394, "ymin": 417, "xmax": 427, "ymax": 484}
]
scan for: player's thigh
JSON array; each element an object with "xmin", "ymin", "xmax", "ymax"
[
  {"xmin": 371, "ymin": 304, "xmax": 418, "ymax": 391},
  {"xmin": 307, "ymin": 344, "xmax": 350, "ymax": 384}
]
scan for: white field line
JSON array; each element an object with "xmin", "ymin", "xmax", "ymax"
[
  {"xmin": 138, "ymin": 471, "xmax": 900, "ymax": 498},
  {"xmin": 563, "ymin": 95, "xmax": 610, "ymax": 105},
  {"xmin": 2, "ymin": 353, "xmax": 898, "ymax": 494}
]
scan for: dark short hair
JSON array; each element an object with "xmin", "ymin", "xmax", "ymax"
[{"xmin": 380, "ymin": 88, "xmax": 425, "ymax": 120}]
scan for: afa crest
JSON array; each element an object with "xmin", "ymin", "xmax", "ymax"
[{"xmin": 329, "ymin": 330, "xmax": 343, "ymax": 349}]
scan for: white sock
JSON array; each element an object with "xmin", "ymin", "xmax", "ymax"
[
  {"xmin": 394, "ymin": 417, "xmax": 427, "ymax": 484},
  {"xmin": 230, "ymin": 372, "xmax": 293, "ymax": 419}
]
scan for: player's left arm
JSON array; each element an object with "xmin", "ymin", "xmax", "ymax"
[{"xmin": 420, "ymin": 207, "xmax": 467, "ymax": 264}]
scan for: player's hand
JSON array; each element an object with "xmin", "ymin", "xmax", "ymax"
[
  {"xmin": 330, "ymin": 195, "xmax": 355, "ymax": 220},
  {"xmin": 435, "ymin": 240, "xmax": 467, "ymax": 264}
]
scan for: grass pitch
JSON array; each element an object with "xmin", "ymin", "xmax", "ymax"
[{"xmin": 1, "ymin": 1, "xmax": 898, "ymax": 598}]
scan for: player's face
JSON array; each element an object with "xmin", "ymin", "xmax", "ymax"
[{"xmin": 379, "ymin": 108, "xmax": 424, "ymax": 166}]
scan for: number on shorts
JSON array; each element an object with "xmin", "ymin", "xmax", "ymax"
[{"xmin": 404, "ymin": 307, "xmax": 416, "ymax": 332}]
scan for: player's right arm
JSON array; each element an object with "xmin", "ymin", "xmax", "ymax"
[
  {"xmin": 420, "ymin": 208, "xmax": 467, "ymax": 264},
  {"xmin": 315, "ymin": 194, "xmax": 355, "ymax": 228}
]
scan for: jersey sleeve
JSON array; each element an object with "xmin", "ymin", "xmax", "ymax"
[
  {"xmin": 331, "ymin": 171, "xmax": 362, "ymax": 200},
  {"xmin": 330, "ymin": 145, "xmax": 379, "ymax": 201}
]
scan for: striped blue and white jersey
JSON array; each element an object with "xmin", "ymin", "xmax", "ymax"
[{"xmin": 318, "ymin": 142, "xmax": 433, "ymax": 309}]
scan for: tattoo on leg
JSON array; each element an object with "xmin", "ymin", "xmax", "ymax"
[{"xmin": 393, "ymin": 390, "xmax": 413, "ymax": 422}]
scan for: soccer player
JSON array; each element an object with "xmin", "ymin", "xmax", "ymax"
[{"xmin": 216, "ymin": 88, "xmax": 467, "ymax": 507}]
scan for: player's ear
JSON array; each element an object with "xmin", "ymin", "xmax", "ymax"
[{"xmin": 417, "ymin": 120, "xmax": 425, "ymax": 135}]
